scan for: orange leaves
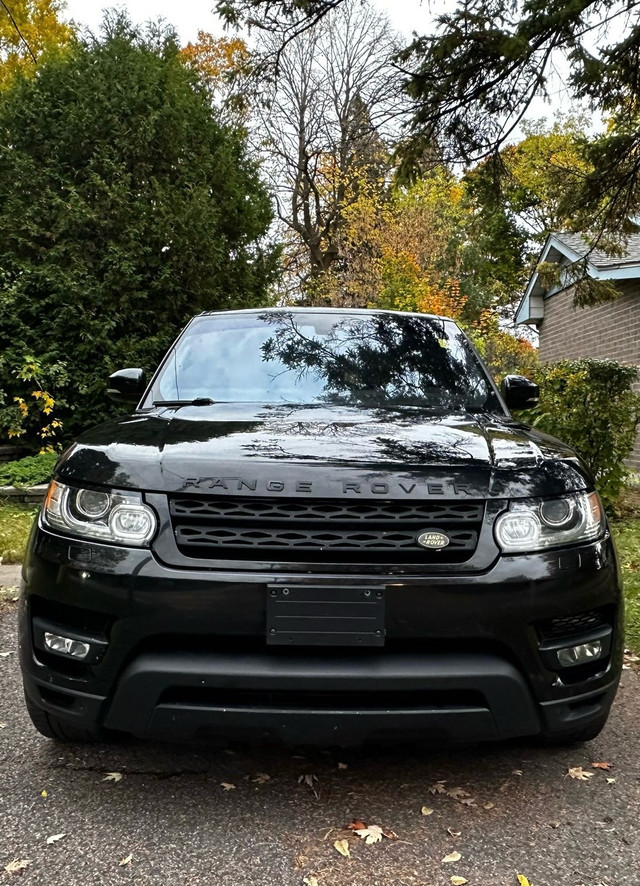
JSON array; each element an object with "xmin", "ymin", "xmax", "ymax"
[{"xmin": 181, "ymin": 33, "xmax": 250, "ymax": 88}]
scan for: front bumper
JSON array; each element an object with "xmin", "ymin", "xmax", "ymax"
[{"xmin": 18, "ymin": 525, "xmax": 624, "ymax": 744}]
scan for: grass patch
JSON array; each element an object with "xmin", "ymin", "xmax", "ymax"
[
  {"xmin": 613, "ymin": 517, "xmax": 640, "ymax": 653},
  {"xmin": 0, "ymin": 502, "xmax": 37, "ymax": 565}
]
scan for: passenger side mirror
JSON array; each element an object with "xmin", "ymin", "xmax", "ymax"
[
  {"xmin": 107, "ymin": 368, "xmax": 147, "ymax": 405},
  {"xmin": 501, "ymin": 374, "xmax": 540, "ymax": 411}
]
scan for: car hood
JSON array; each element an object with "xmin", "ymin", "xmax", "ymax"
[{"xmin": 55, "ymin": 403, "xmax": 591, "ymax": 500}]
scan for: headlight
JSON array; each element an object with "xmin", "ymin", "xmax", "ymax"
[
  {"xmin": 43, "ymin": 481, "xmax": 157, "ymax": 546},
  {"xmin": 494, "ymin": 491, "xmax": 604, "ymax": 553}
]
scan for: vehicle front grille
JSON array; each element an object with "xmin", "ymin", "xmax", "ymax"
[
  {"xmin": 537, "ymin": 608, "xmax": 608, "ymax": 641},
  {"xmin": 168, "ymin": 495, "xmax": 484, "ymax": 564}
]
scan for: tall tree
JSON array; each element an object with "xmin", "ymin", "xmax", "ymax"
[
  {"xmin": 217, "ymin": 0, "xmax": 640, "ymax": 238},
  {"xmin": 251, "ymin": 0, "xmax": 401, "ymax": 290},
  {"xmin": 0, "ymin": 13, "xmax": 280, "ymax": 441},
  {"xmin": 0, "ymin": 0, "xmax": 73, "ymax": 89}
]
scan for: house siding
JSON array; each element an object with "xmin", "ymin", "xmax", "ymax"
[{"xmin": 537, "ymin": 280, "xmax": 640, "ymax": 472}]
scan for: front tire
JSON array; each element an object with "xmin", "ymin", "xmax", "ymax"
[{"xmin": 23, "ymin": 691, "xmax": 111, "ymax": 743}]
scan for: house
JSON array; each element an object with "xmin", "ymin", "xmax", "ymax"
[{"xmin": 515, "ymin": 232, "xmax": 640, "ymax": 471}]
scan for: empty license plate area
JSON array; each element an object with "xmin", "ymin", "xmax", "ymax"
[{"xmin": 266, "ymin": 585, "xmax": 386, "ymax": 646}]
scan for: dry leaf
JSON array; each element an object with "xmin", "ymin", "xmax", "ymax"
[
  {"xmin": 102, "ymin": 772, "xmax": 123, "ymax": 783},
  {"xmin": 606, "ymin": 777, "xmax": 616, "ymax": 784},
  {"xmin": 459, "ymin": 798, "xmax": 477, "ymax": 807},
  {"xmin": 119, "ymin": 853, "xmax": 133, "ymax": 867},
  {"xmin": 220, "ymin": 782, "xmax": 236, "ymax": 791},
  {"xmin": 251, "ymin": 773, "xmax": 271, "ymax": 784},
  {"xmin": 451, "ymin": 878, "xmax": 468, "ymax": 886},
  {"xmin": 421, "ymin": 806, "xmax": 434, "ymax": 816},
  {"xmin": 0, "ymin": 651, "xmax": 12, "ymax": 658},
  {"xmin": 46, "ymin": 834, "xmax": 66, "ymax": 844},
  {"xmin": 429, "ymin": 781, "xmax": 447, "ymax": 794},
  {"xmin": 333, "ymin": 839, "xmax": 350, "ymax": 858},
  {"xmin": 346, "ymin": 819, "xmax": 367, "ymax": 831},
  {"xmin": 0, "ymin": 723, "xmax": 6, "ymax": 729},
  {"xmin": 567, "ymin": 767, "xmax": 594, "ymax": 780},
  {"xmin": 442, "ymin": 851, "xmax": 462, "ymax": 863},
  {"xmin": 303, "ymin": 878, "xmax": 319, "ymax": 886},
  {"xmin": 517, "ymin": 875, "xmax": 533, "ymax": 886},
  {"xmin": 483, "ymin": 802, "xmax": 495, "ymax": 810},
  {"xmin": 337, "ymin": 762, "xmax": 348, "ymax": 770},
  {"xmin": 4, "ymin": 859, "xmax": 31, "ymax": 875},
  {"xmin": 354, "ymin": 825, "xmax": 384, "ymax": 845},
  {"xmin": 447, "ymin": 828, "xmax": 462, "ymax": 837},
  {"xmin": 446, "ymin": 787, "xmax": 470, "ymax": 800},
  {"xmin": 298, "ymin": 773, "xmax": 318, "ymax": 787},
  {"xmin": 592, "ymin": 762, "xmax": 612, "ymax": 771},
  {"xmin": 40, "ymin": 790, "xmax": 47, "ymax": 798},
  {"xmin": 512, "ymin": 769, "xmax": 523, "ymax": 776}
]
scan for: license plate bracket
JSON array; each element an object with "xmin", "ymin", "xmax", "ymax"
[{"xmin": 266, "ymin": 584, "xmax": 386, "ymax": 646}]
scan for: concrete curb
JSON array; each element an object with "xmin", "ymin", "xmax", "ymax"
[{"xmin": 0, "ymin": 484, "xmax": 48, "ymax": 505}]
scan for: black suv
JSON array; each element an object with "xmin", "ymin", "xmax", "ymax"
[{"xmin": 19, "ymin": 308, "xmax": 623, "ymax": 745}]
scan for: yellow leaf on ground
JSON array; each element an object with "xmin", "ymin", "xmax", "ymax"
[
  {"xmin": 517, "ymin": 875, "xmax": 533, "ymax": 886},
  {"xmin": 354, "ymin": 825, "xmax": 384, "ymax": 845},
  {"xmin": 442, "ymin": 851, "xmax": 462, "ymax": 863},
  {"xmin": 303, "ymin": 877, "xmax": 319, "ymax": 886},
  {"xmin": 421, "ymin": 806, "xmax": 434, "ymax": 816},
  {"xmin": 451, "ymin": 877, "xmax": 468, "ymax": 886},
  {"xmin": 567, "ymin": 767, "xmax": 594, "ymax": 780},
  {"xmin": 119, "ymin": 853, "xmax": 133, "ymax": 867},
  {"xmin": 4, "ymin": 860, "xmax": 31, "ymax": 875},
  {"xmin": 334, "ymin": 839, "xmax": 350, "ymax": 858},
  {"xmin": 103, "ymin": 772, "xmax": 123, "ymax": 783}
]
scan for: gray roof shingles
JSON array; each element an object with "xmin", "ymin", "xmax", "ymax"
[{"xmin": 554, "ymin": 231, "xmax": 640, "ymax": 268}]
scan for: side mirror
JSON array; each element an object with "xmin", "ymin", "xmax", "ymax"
[
  {"xmin": 501, "ymin": 374, "xmax": 540, "ymax": 411},
  {"xmin": 107, "ymin": 368, "xmax": 147, "ymax": 405}
]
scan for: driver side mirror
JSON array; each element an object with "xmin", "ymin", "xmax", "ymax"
[
  {"xmin": 501, "ymin": 374, "xmax": 540, "ymax": 411},
  {"xmin": 107, "ymin": 368, "xmax": 147, "ymax": 405}
]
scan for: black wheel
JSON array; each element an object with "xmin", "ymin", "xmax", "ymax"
[
  {"xmin": 23, "ymin": 691, "xmax": 111, "ymax": 743},
  {"xmin": 536, "ymin": 713, "xmax": 609, "ymax": 746}
]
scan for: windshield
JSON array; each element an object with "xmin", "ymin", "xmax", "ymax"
[{"xmin": 146, "ymin": 311, "xmax": 503, "ymax": 413}]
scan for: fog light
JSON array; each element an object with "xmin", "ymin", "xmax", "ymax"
[
  {"xmin": 44, "ymin": 632, "xmax": 91, "ymax": 660},
  {"xmin": 557, "ymin": 640, "xmax": 603, "ymax": 668}
]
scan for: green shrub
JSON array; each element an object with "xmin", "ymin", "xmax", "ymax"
[
  {"xmin": 527, "ymin": 359, "xmax": 640, "ymax": 509},
  {"xmin": 0, "ymin": 452, "xmax": 58, "ymax": 487}
]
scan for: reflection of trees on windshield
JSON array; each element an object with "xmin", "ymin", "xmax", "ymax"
[{"xmin": 260, "ymin": 312, "xmax": 499, "ymax": 412}]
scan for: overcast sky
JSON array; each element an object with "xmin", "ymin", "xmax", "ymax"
[{"xmin": 63, "ymin": 0, "xmax": 429, "ymax": 41}]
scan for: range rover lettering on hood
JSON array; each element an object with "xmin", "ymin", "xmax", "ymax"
[{"xmin": 183, "ymin": 477, "xmax": 473, "ymax": 496}]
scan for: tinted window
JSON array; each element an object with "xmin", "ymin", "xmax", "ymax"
[{"xmin": 147, "ymin": 311, "xmax": 502, "ymax": 413}]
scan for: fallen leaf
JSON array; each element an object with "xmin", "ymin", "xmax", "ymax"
[
  {"xmin": 380, "ymin": 827, "xmax": 397, "ymax": 840},
  {"xmin": 119, "ymin": 853, "xmax": 133, "ymax": 867},
  {"xmin": 46, "ymin": 834, "xmax": 66, "ymax": 844},
  {"xmin": 40, "ymin": 790, "xmax": 47, "ymax": 798},
  {"xmin": 429, "ymin": 781, "xmax": 447, "ymax": 794},
  {"xmin": 606, "ymin": 777, "xmax": 616, "ymax": 784},
  {"xmin": 354, "ymin": 824, "xmax": 384, "ymax": 845},
  {"xmin": 102, "ymin": 772, "xmax": 122, "ymax": 783},
  {"xmin": 0, "ymin": 723, "xmax": 6, "ymax": 728},
  {"xmin": 567, "ymin": 767, "xmax": 594, "ymax": 781},
  {"xmin": 298, "ymin": 773, "xmax": 318, "ymax": 788},
  {"xmin": 4, "ymin": 859, "xmax": 31, "ymax": 875},
  {"xmin": 483, "ymin": 802, "xmax": 495, "ymax": 810},
  {"xmin": 592, "ymin": 762, "xmax": 613, "ymax": 771},
  {"xmin": 548, "ymin": 821, "xmax": 560, "ymax": 829},
  {"xmin": 447, "ymin": 828, "xmax": 462, "ymax": 837},
  {"xmin": 0, "ymin": 651, "xmax": 12, "ymax": 658},
  {"xmin": 442, "ymin": 851, "xmax": 462, "ymax": 863},
  {"xmin": 421, "ymin": 806, "xmax": 434, "ymax": 816},
  {"xmin": 451, "ymin": 878, "xmax": 468, "ymax": 886},
  {"xmin": 333, "ymin": 839, "xmax": 350, "ymax": 858},
  {"xmin": 220, "ymin": 782, "xmax": 236, "ymax": 791},
  {"xmin": 303, "ymin": 877, "xmax": 319, "ymax": 886},
  {"xmin": 337, "ymin": 762, "xmax": 348, "ymax": 770},
  {"xmin": 459, "ymin": 797, "xmax": 477, "ymax": 807},
  {"xmin": 251, "ymin": 772, "xmax": 271, "ymax": 784},
  {"xmin": 517, "ymin": 875, "xmax": 533, "ymax": 886},
  {"xmin": 346, "ymin": 819, "xmax": 367, "ymax": 831},
  {"xmin": 446, "ymin": 787, "xmax": 470, "ymax": 800},
  {"xmin": 512, "ymin": 769, "xmax": 523, "ymax": 776}
]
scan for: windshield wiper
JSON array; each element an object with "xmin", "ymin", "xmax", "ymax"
[{"xmin": 152, "ymin": 398, "xmax": 217, "ymax": 407}]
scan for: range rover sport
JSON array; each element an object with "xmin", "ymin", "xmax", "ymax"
[{"xmin": 18, "ymin": 308, "xmax": 623, "ymax": 745}]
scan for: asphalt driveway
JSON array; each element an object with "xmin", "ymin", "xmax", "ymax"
[{"xmin": 1, "ymin": 601, "xmax": 638, "ymax": 886}]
